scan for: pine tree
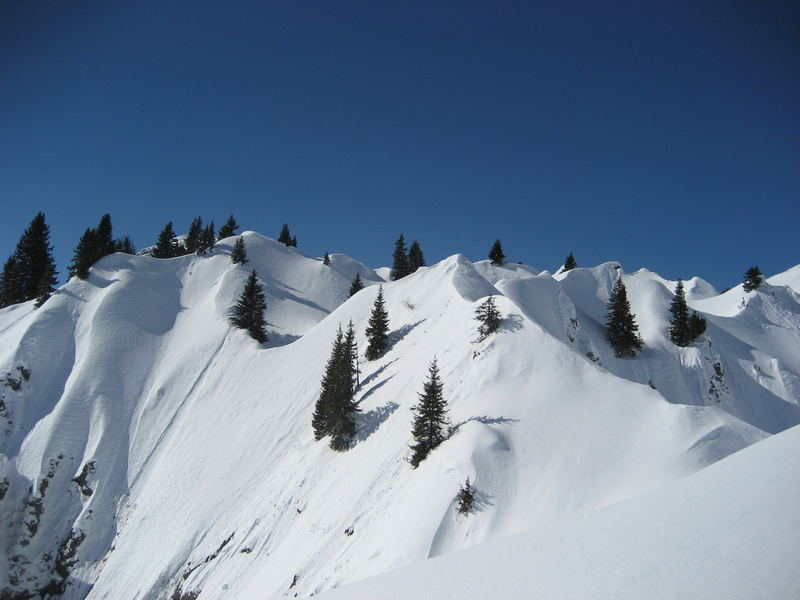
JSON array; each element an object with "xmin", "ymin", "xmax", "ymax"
[
  {"xmin": 475, "ymin": 295, "xmax": 502, "ymax": 341},
  {"xmin": 0, "ymin": 255, "xmax": 23, "ymax": 308},
  {"xmin": 349, "ymin": 273, "xmax": 364, "ymax": 297},
  {"xmin": 312, "ymin": 323, "xmax": 359, "ymax": 450},
  {"xmin": 345, "ymin": 319, "xmax": 360, "ymax": 388},
  {"xmin": 410, "ymin": 358, "xmax": 449, "ymax": 468},
  {"xmin": 114, "ymin": 236, "xmax": 136, "ymax": 254},
  {"xmin": 290, "ymin": 235, "xmax": 297, "ymax": 248},
  {"xmin": 278, "ymin": 224, "xmax": 292, "ymax": 246},
  {"xmin": 563, "ymin": 252, "xmax": 577, "ymax": 272},
  {"xmin": 13, "ymin": 212, "xmax": 58, "ymax": 303},
  {"xmin": 69, "ymin": 228, "xmax": 97, "ymax": 280},
  {"xmin": 668, "ymin": 280, "xmax": 691, "ymax": 346},
  {"xmin": 95, "ymin": 213, "xmax": 115, "ymax": 257},
  {"xmin": 217, "ymin": 214, "xmax": 238, "ymax": 240},
  {"xmin": 688, "ymin": 312, "xmax": 707, "ymax": 341},
  {"xmin": 184, "ymin": 217, "xmax": 203, "ymax": 254},
  {"xmin": 229, "ymin": 270, "xmax": 268, "ymax": 343},
  {"xmin": 456, "ymin": 477, "xmax": 475, "ymax": 514},
  {"xmin": 365, "ymin": 285, "xmax": 390, "ymax": 360},
  {"xmin": 197, "ymin": 222, "xmax": 216, "ymax": 254},
  {"xmin": 391, "ymin": 234, "xmax": 411, "ymax": 280},
  {"xmin": 488, "ymin": 239, "xmax": 505, "ymax": 265},
  {"xmin": 152, "ymin": 222, "xmax": 179, "ymax": 258},
  {"xmin": 323, "ymin": 251, "xmax": 331, "ymax": 266},
  {"xmin": 606, "ymin": 278, "xmax": 643, "ymax": 358},
  {"xmin": 408, "ymin": 240, "xmax": 426, "ymax": 273},
  {"xmin": 34, "ymin": 262, "xmax": 56, "ymax": 309},
  {"xmin": 231, "ymin": 237, "xmax": 248, "ymax": 265},
  {"xmin": 743, "ymin": 266, "xmax": 764, "ymax": 292}
]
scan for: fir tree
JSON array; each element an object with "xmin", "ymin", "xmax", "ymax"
[
  {"xmin": 456, "ymin": 477, "xmax": 475, "ymax": 514},
  {"xmin": 475, "ymin": 295, "xmax": 502, "ymax": 341},
  {"xmin": 217, "ymin": 214, "xmax": 238, "ymax": 240},
  {"xmin": 323, "ymin": 251, "xmax": 331, "ymax": 266},
  {"xmin": 34, "ymin": 262, "xmax": 56, "ymax": 309},
  {"xmin": 743, "ymin": 266, "xmax": 764, "ymax": 292},
  {"xmin": 197, "ymin": 221, "xmax": 216, "ymax": 255},
  {"xmin": 391, "ymin": 234, "xmax": 411, "ymax": 280},
  {"xmin": 115, "ymin": 236, "xmax": 136, "ymax": 255},
  {"xmin": 349, "ymin": 273, "xmax": 364, "ymax": 297},
  {"xmin": 410, "ymin": 358, "xmax": 449, "ymax": 468},
  {"xmin": 563, "ymin": 252, "xmax": 577, "ymax": 272},
  {"xmin": 408, "ymin": 240, "xmax": 426, "ymax": 273},
  {"xmin": 13, "ymin": 212, "xmax": 58, "ymax": 302},
  {"xmin": 606, "ymin": 278, "xmax": 643, "ymax": 358},
  {"xmin": 313, "ymin": 326, "xmax": 344, "ymax": 441},
  {"xmin": 488, "ymin": 239, "xmax": 505, "ymax": 266},
  {"xmin": 184, "ymin": 216, "xmax": 203, "ymax": 253},
  {"xmin": 290, "ymin": 235, "xmax": 297, "ymax": 247},
  {"xmin": 69, "ymin": 228, "xmax": 97, "ymax": 280},
  {"xmin": 688, "ymin": 311, "xmax": 707, "ymax": 341},
  {"xmin": 231, "ymin": 237, "xmax": 248, "ymax": 265},
  {"xmin": 229, "ymin": 270, "xmax": 268, "ymax": 343},
  {"xmin": 0, "ymin": 255, "xmax": 23, "ymax": 308},
  {"xmin": 668, "ymin": 280, "xmax": 691, "ymax": 346},
  {"xmin": 365, "ymin": 285, "xmax": 390, "ymax": 360},
  {"xmin": 278, "ymin": 224, "xmax": 292, "ymax": 246},
  {"xmin": 152, "ymin": 222, "xmax": 179, "ymax": 258},
  {"xmin": 95, "ymin": 213, "xmax": 115, "ymax": 257}
]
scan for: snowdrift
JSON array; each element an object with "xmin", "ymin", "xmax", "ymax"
[{"xmin": 0, "ymin": 233, "xmax": 797, "ymax": 599}]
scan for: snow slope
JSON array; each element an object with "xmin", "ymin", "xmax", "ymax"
[
  {"xmin": 320, "ymin": 424, "xmax": 800, "ymax": 600},
  {"xmin": 0, "ymin": 233, "xmax": 798, "ymax": 599}
]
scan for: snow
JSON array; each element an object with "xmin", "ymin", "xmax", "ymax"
[
  {"xmin": 0, "ymin": 234, "xmax": 798, "ymax": 599},
  {"xmin": 320, "ymin": 424, "xmax": 800, "ymax": 600}
]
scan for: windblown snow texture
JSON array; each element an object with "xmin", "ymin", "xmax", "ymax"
[{"xmin": 1, "ymin": 232, "xmax": 798, "ymax": 599}]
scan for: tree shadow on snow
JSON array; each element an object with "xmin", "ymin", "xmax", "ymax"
[
  {"xmin": 353, "ymin": 401, "xmax": 400, "ymax": 444},
  {"xmin": 359, "ymin": 358, "xmax": 399, "ymax": 388},
  {"xmin": 499, "ymin": 313, "xmax": 525, "ymax": 333},
  {"xmin": 358, "ymin": 374, "xmax": 396, "ymax": 404},
  {"xmin": 449, "ymin": 415, "xmax": 519, "ymax": 435},
  {"xmin": 264, "ymin": 331, "xmax": 302, "ymax": 348},
  {"xmin": 388, "ymin": 319, "xmax": 425, "ymax": 348},
  {"xmin": 468, "ymin": 487, "xmax": 494, "ymax": 513}
]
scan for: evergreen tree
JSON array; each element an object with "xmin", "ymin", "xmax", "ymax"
[
  {"xmin": 217, "ymin": 214, "xmax": 238, "ymax": 240},
  {"xmin": 365, "ymin": 285, "xmax": 390, "ymax": 360},
  {"xmin": 391, "ymin": 234, "xmax": 410, "ymax": 280},
  {"xmin": 488, "ymin": 239, "xmax": 505, "ymax": 266},
  {"xmin": 0, "ymin": 255, "xmax": 23, "ymax": 308},
  {"xmin": 312, "ymin": 322, "xmax": 359, "ymax": 450},
  {"xmin": 323, "ymin": 251, "xmax": 331, "ymax": 266},
  {"xmin": 410, "ymin": 358, "xmax": 449, "ymax": 468},
  {"xmin": 408, "ymin": 240, "xmax": 426, "ymax": 273},
  {"xmin": 152, "ymin": 221, "xmax": 179, "ymax": 258},
  {"xmin": 184, "ymin": 216, "xmax": 203, "ymax": 253},
  {"xmin": 13, "ymin": 212, "xmax": 58, "ymax": 302},
  {"xmin": 743, "ymin": 266, "xmax": 764, "ymax": 292},
  {"xmin": 197, "ymin": 222, "xmax": 216, "ymax": 254},
  {"xmin": 290, "ymin": 235, "xmax": 297, "ymax": 247},
  {"xmin": 563, "ymin": 252, "xmax": 577, "ymax": 272},
  {"xmin": 345, "ymin": 319, "xmax": 360, "ymax": 388},
  {"xmin": 115, "ymin": 235, "xmax": 136, "ymax": 254},
  {"xmin": 606, "ymin": 278, "xmax": 643, "ymax": 358},
  {"xmin": 475, "ymin": 295, "xmax": 502, "ymax": 341},
  {"xmin": 95, "ymin": 213, "xmax": 115, "ymax": 257},
  {"xmin": 69, "ymin": 227, "xmax": 97, "ymax": 280},
  {"xmin": 278, "ymin": 224, "xmax": 292, "ymax": 246},
  {"xmin": 34, "ymin": 262, "xmax": 56, "ymax": 309},
  {"xmin": 456, "ymin": 477, "xmax": 475, "ymax": 514},
  {"xmin": 668, "ymin": 280, "xmax": 691, "ymax": 347},
  {"xmin": 231, "ymin": 237, "xmax": 248, "ymax": 265},
  {"xmin": 688, "ymin": 311, "xmax": 707, "ymax": 341},
  {"xmin": 229, "ymin": 270, "xmax": 268, "ymax": 343},
  {"xmin": 348, "ymin": 273, "xmax": 364, "ymax": 297}
]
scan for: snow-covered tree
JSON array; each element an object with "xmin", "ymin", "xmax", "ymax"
[
  {"xmin": 230, "ymin": 270, "xmax": 268, "ymax": 343},
  {"xmin": 456, "ymin": 477, "xmax": 475, "ymax": 514},
  {"xmin": 475, "ymin": 295, "xmax": 502, "ymax": 341},
  {"xmin": 606, "ymin": 278, "xmax": 643, "ymax": 358},
  {"xmin": 365, "ymin": 285, "xmax": 390, "ymax": 360},
  {"xmin": 410, "ymin": 358, "xmax": 449, "ymax": 468},
  {"xmin": 488, "ymin": 239, "xmax": 505, "ymax": 265}
]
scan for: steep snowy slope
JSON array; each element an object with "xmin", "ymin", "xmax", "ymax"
[
  {"xmin": 320, "ymin": 424, "xmax": 800, "ymax": 600},
  {"xmin": 0, "ymin": 235, "xmax": 797, "ymax": 599}
]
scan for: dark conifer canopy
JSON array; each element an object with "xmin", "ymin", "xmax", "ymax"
[
  {"xmin": 365, "ymin": 285, "xmax": 390, "ymax": 360},
  {"xmin": 488, "ymin": 239, "xmax": 505, "ymax": 265},
  {"xmin": 218, "ymin": 215, "xmax": 239, "ymax": 240},
  {"xmin": 231, "ymin": 237, "xmax": 248, "ymax": 265},
  {"xmin": 349, "ymin": 273, "xmax": 364, "ymax": 297},
  {"xmin": 408, "ymin": 240, "xmax": 426, "ymax": 273},
  {"xmin": 197, "ymin": 222, "xmax": 216, "ymax": 254},
  {"xmin": 323, "ymin": 251, "xmax": 331, "ymax": 266},
  {"xmin": 457, "ymin": 478, "xmax": 475, "ymax": 514},
  {"xmin": 606, "ymin": 278, "xmax": 643, "ymax": 358},
  {"xmin": 6, "ymin": 212, "xmax": 58, "ymax": 304},
  {"xmin": 410, "ymin": 358, "xmax": 449, "ymax": 468},
  {"xmin": 152, "ymin": 221, "xmax": 179, "ymax": 258},
  {"xmin": 391, "ymin": 234, "xmax": 411, "ymax": 281},
  {"xmin": 563, "ymin": 252, "xmax": 577, "ymax": 272},
  {"xmin": 743, "ymin": 266, "xmax": 764, "ymax": 292},
  {"xmin": 278, "ymin": 224, "xmax": 292, "ymax": 246},
  {"xmin": 229, "ymin": 270, "xmax": 268, "ymax": 343},
  {"xmin": 475, "ymin": 295, "xmax": 502, "ymax": 341},
  {"xmin": 668, "ymin": 280, "xmax": 691, "ymax": 346},
  {"xmin": 0, "ymin": 256, "xmax": 23, "ymax": 308},
  {"xmin": 184, "ymin": 216, "xmax": 204, "ymax": 254}
]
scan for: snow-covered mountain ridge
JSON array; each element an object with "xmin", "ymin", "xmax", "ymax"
[{"xmin": 1, "ymin": 232, "xmax": 798, "ymax": 599}]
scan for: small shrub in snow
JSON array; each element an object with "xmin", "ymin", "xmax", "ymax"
[
  {"xmin": 475, "ymin": 296, "xmax": 502, "ymax": 341},
  {"xmin": 457, "ymin": 477, "xmax": 475, "ymax": 514}
]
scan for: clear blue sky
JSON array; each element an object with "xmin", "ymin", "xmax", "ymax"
[{"xmin": 1, "ymin": 0, "xmax": 798, "ymax": 289}]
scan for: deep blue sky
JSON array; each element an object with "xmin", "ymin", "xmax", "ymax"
[{"xmin": 1, "ymin": 0, "xmax": 798, "ymax": 289}]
